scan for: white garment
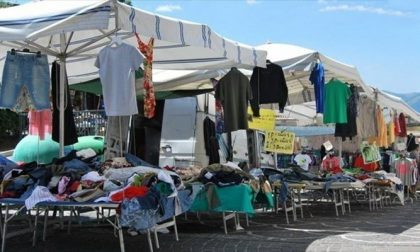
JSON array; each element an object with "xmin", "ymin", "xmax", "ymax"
[
  {"xmin": 294, "ymin": 154, "xmax": 312, "ymax": 171},
  {"xmin": 76, "ymin": 148, "xmax": 97, "ymax": 159},
  {"xmin": 95, "ymin": 43, "xmax": 143, "ymax": 116},
  {"xmin": 25, "ymin": 186, "xmax": 57, "ymax": 209},
  {"xmin": 81, "ymin": 171, "xmax": 104, "ymax": 182}
]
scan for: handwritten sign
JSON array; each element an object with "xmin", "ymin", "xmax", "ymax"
[
  {"xmin": 264, "ymin": 130, "xmax": 295, "ymax": 154},
  {"xmin": 247, "ymin": 107, "xmax": 276, "ymax": 131}
]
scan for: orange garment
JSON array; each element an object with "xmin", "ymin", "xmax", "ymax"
[
  {"xmin": 354, "ymin": 155, "xmax": 378, "ymax": 172},
  {"xmin": 110, "ymin": 186, "xmax": 149, "ymax": 202},
  {"xmin": 369, "ymin": 105, "xmax": 388, "ymax": 148},
  {"xmin": 135, "ymin": 33, "xmax": 156, "ymax": 119}
]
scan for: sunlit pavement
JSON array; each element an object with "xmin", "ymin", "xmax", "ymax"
[{"xmin": 5, "ymin": 199, "xmax": 420, "ymax": 252}]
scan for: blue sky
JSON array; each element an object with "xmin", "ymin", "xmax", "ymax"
[{"xmin": 13, "ymin": 0, "xmax": 420, "ymax": 93}]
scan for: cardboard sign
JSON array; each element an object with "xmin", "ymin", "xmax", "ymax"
[
  {"xmin": 264, "ymin": 130, "xmax": 295, "ymax": 154},
  {"xmin": 247, "ymin": 107, "xmax": 276, "ymax": 131}
]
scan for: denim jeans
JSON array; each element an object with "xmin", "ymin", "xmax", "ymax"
[{"xmin": 0, "ymin": 51, "xmax": 50, "ymax": 110}]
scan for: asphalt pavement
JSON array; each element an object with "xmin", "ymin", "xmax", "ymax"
[{"xmin": 4, "ymin": 198, "xmax": 420, "ymax": 252}]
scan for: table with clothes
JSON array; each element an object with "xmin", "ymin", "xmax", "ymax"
[
  {"xmin": 186, "ymin": 163, "xmax": 274, "ymax": 234},
  {"xmin": 0, "ymin": 151, "xmax": 196, "ymax": 252},
  {"xmin": 262, "ymin": 165, "xmax": 404, "ymax": 216}
]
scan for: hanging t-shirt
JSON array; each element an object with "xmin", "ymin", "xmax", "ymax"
[
  {"xmin": 95, "ymin": 43, "xmax": 143, "ymax": 116},
  {"xmin": 323, "ymin": 79, "xmax": 350, "ymax": 124},
  {"xmin": 294, "ymin": 153, "xmax": 312, "ymax": 171},
  {"xmin": 309, "ymin": 62, "xmax": 325, "ymax": 114},
  {"xmin": 356, "ymin": 96, "xmax": 378, "ymax": 139},
  {"xmin": 215, "ymin": 67, "xmax": 252, "ymax": 132}
]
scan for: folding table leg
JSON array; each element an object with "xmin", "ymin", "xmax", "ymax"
[
  {"xmin": 1, "ymin": 204, "xmax": 9, "ymax": 252},
  {"xmin": 115, "ymin": 217, "xmax": 125, "ymax": 252},
  {"xmin": 32, "ymin": 207, "xmax": 40, "ymax": 247},
  {"xmin": 333, "ymin": 190, "xmax": 339, "ymax": 217},
  {"xmin": 154, "ymin": 226, "xmax": 160, "ymax": 249},
  {"xmin": 43, "ymin": 207, "xmax": 49, "ymax": 241},
  {"xmin": 147, "ymin": 229, "xmax": 154, "ymax": 252},
  {"xmin": 173, "ymin": 216, "xmax": 179, "ymax": 241}
]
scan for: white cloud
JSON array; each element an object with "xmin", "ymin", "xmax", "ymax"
[
  {"xmin": 320, "ymin": 4, "xmax": 411, "ymax": 17},
  {"xmin": 155, "ymin": 4, "xmax": 182, "ymax": 13},
  {"xmin": 246, "ymin": 0, "xmax": 259, "ymax": 5}
]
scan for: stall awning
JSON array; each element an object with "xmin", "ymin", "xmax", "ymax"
[{"xmin": 0, "ymin": 0, "xmax": 267, "ymax": 84}]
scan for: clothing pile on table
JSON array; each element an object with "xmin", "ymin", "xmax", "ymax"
[
  {"xmin": 0, "ymin": 150, "xmax": 196, "ymax": 232},
  {"xmin": 179, "ymin": 162, "xmax": 273, "ymax": 213}
]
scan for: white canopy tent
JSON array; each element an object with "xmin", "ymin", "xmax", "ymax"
[
  {"xmin": 255, "ymin": 43, "xmax": 373, "ymax": 105},
  {"xmin": 147, "ymin": 43, "xmax": 374, "ymax": 103},
  {"xmin": 373, "ymin": 89, "xmax": 420, "ymax": 123},
  {"xmin": 280, "ymin": 90, "xmax": 420, "ymax": 126},
  {"xmin": 0, "ymin": 0, "xmax": 267, "ymax": 155}
]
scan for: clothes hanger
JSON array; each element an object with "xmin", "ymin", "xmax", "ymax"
[
  {"xmin": 110, "ymin": 33, "xmax": 123, "ymax": 47},
  {"xmin": 11, "ymin": 48, "xmax": 41, "ymax": 57}
]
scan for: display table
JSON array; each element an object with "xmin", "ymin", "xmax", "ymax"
[{"xmin": 190, "ymin": 184, "xmax": 255, "ymax": 234}]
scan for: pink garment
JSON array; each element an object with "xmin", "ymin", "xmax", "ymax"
[
  {"xmin": 58, "ymin": 176, "xmax": 70, "ymax": 195},
  {"xmin": 28, "ymin": 109, "xmax": 52, "ymax": 140}
]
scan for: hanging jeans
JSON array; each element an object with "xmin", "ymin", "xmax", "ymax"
[{"xmin": 0, "ymin": 51, "xmax": 50, "ymax": 111}]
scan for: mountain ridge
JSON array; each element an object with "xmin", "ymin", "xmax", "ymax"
[{"xmin": 385, "ymin": 91, "xmax": 420, "ymax": 113}]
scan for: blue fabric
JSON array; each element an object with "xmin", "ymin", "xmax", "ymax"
[
  {"xmin": 0, "ymin": 51, "xmax": 50, "ymax": 110},
  {"xmin": 324, "ymin": 174, "xmax": 356, "ymax": 192},
  {"xmin": 268, "ymin": 174, "xmax": 288, "ymax": 204},
  {"xmin": 63, "ymin": 159, "xmax": 91, "ymax": 173},
  {"xmin": 120, "ymin": 199, "xmax": 158, "ymax": 230},
  {"xmin": 125, "ymin": 153, "xmax": 159, "ymax": 169},
  {"xmin": 0, "ymin": 155, "xmax": 18, "ymax": 180},
  {"xmin": 309, "ymin": 62, "xmax": 325, "ymax": 113}
]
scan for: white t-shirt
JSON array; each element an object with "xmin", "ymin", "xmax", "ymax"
[
  {"xmin": 95, "ymin": 43, "xmax": 143, "ymax": 116},
  {"xmin": 294, "ymin": 153, "xmax": 312, "ymax": 171}
]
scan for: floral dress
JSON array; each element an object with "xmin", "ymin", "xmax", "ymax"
[{"xmin": 135, "ymin": 33, "xmax": 156, "ymax": 118}]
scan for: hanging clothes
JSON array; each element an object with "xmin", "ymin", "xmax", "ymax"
[
  {"xmin": 309, "ymin": 62, "xmax": 325, "ymax": 114},
  {"xmin": 388, "ymin": 110, "xmax": 396, "ymax": 145},
  {"xmin": 398, "ymin": 113, "xmax": 407, "ymax": 137},
  {"xmin": 95, "ymin": 43, "xmax": 143, "ymax": 116},
  {"xmin": 203, "ymin": 117, "xmax": 220, "ymax": 165},
  {"xmin": 211, "ymin": 78, "xmax": 224, "ymax": 135},
  {"xmin": 135, "ymin": 33, "xmax": 156, "ymax": 119},
  {"xmin": 51, "ymin": 61, "xmax": 78, "ymax": 145},
  {"xmin": 249, "ymin": 62, "xmax": 288, "ymax": 116},
  {"xmin": 356, "ymin": 96, "xmax": 378, "ymax": 139},
  {"xmin": 323, "ymin": 78, "xmax": 350, "ymax": 124},
  {"xmin": 369, "ymin": 105, "xmax": 388, "ymax": 148},
  {"xmin": 215, "ymin": 67, "xmax": 252, "ymax": 132},
  {"xmin": 394, "ymin": 113, "xmax": 401, "ymax": 136},
  {"xmin": 28, "ymin": 109, "xmax": 52, "ymax": 140},
  {"xmin": 335, "ymin": 84, "xmax": 358, "ymax": 141},
  {"xmin": 0, "ymin": 50, "xmax": 50, "ymax": 111},
  {"xmin": 353, "ymin": 154, "xmax": 378, "ymax": 172},
  {"xmin": 394, "ymin": 157, "xmax": 416, "ymax": 186},
  {"xmin": 406, "ymin": 133, "xmax": 417, "ymax": 152}
]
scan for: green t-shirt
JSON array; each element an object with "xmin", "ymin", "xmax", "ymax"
[{"xmin": 323, "ymin": 79, "xmax": 350, "ymax": 124}]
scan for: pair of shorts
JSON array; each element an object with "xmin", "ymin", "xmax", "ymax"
[{"xmin": 0, "ymin": 51, "xmax": 50, "ymax": 111}]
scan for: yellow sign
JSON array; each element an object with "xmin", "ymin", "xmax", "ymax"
[
  {"xmin": 247, "ymin": 107, "xmax": 276, "ymax": 131},
  {"xmin": 264, "ymin": 130, "xmax": 295, "ymax": 154}
]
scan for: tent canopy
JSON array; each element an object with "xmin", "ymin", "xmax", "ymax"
[
  {"xmin": 144, "ymin": 43, "xmax": 373, "ymax": 103},
  {"xmin": 0, "ymin": 0, "xmax": 267, "ymax": 85},
  {"xmin": 255, "ymin": 43, "xmax": 372, "ymax": 105},
  {"xmin": 280, "ymin": 91, "xmax": 420, "ymax": 125}
]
